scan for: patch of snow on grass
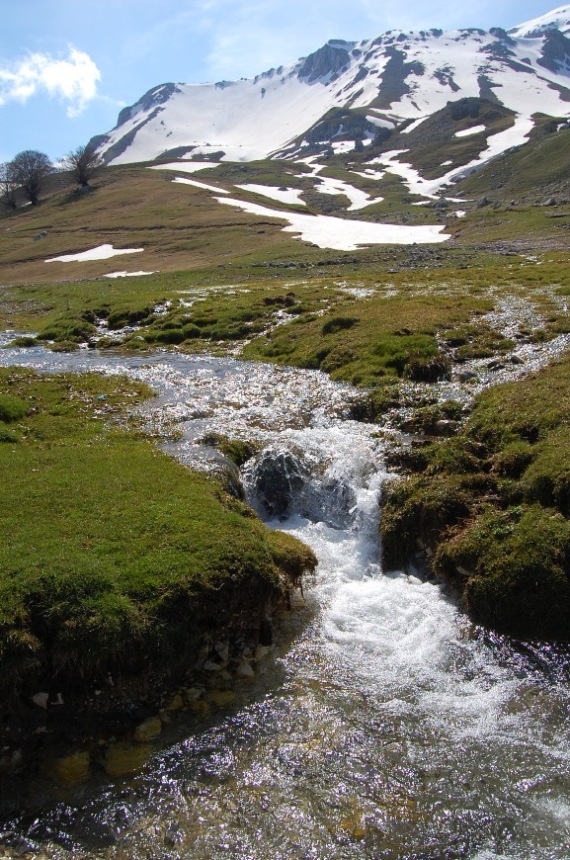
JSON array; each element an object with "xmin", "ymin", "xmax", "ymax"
[
  {"xmin": 292, "ymin": 161, "xmax": 383, "ymax": 210},
  {"xmin": 215, "ymin": 196, "xmax": 449, "ymax": 250},
  {"xmin": 479, "ymin": 115, "xmax": 534, "ymax": 159},
  {"xmin": 46, "ymin": 245, "xmax": 144, "ymax": 263},
  {"xmin": 352, "ymin": 169, "xmax": 386, "ymax": 180},
  {"xmin": 173, "ymin": 177, "xmax": 230, "ymax": 193},
  {"xmin": 105, "ymin": 271, "xmax": 156, "ymax": 278},
  {"xmin": 236, "ymin": 184, "xmax": 306, "ymax": 206},
  {"xmin": 401, "ymin": 116, "xmax": 429, "ymax": 134},
  {"xmin": 314, "ymin": 176, "xmax": 383, "ymax": 211},
  {"xmin": 455, "ymin": 125, "xmax": 486, "ymax": 138},
  {"xmin": 331, "ymin": 140, "xmax": 362, "ymax": 154},
  {"xmin": 149, "ymin": 161, "xmax": 220, "ymax": 173}
]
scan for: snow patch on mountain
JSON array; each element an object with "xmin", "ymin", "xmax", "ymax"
[
  {"xmin": 237, "ymin": 184, "xmax": 307, "ymax": 206},
  {"xmin": 369, "ymin": 114, "xmax": 534, "ymax": 198},
  {"xmin": 455, "ymin": 125, "xmax": 486, "ymax": 137},
  {"xmin": 402, "ymin": 117, "xmax": 429, "ymax": 135},
  {"xmin": 105, "ymin": 271, "xmax": 156, "ymax": 278},
  {"xmin": 172, "ymin": 177, "xmax": 230, "ymax": 193},
  {"xmin": 46, "ymin": 245, "xmax": 144, "ymax": 263},
  {"xmin": 149, "ymin": 162, "xmax": 218, "ymax": 174},
  {"xmin": 214, "ymin": 196, "xmax": 449, "ymax": 250},
  {"xmin": 104, "ymin": 74, "xmax": 347, "ymax": 165},
  {"xmin": 313, "ymin": 175, "xmax": 384, "ymax": 210}
]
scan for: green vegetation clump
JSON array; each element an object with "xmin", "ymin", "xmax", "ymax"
[
  {"xmin": 35, "ymin": 311, "xmax": 97, "ymax": 344},
  {"xmin": 106, "ymin": 305, "xmax": 157, "ymax": 329},
  {"xmin": 398, "ymin": 399, "xmax": 464, "ymax": 435},
  {"xmin": 0, "ymin": 393, "xmax": 27, "ymax": 422},
  {"xmin": 0, "ymin": 391, "xmax": 28, "ymax": 441},
  {"xmin": 321, "ymin": 316, "xmax": 359, "ymax": 335},
  {"xmin": 382, "ymin": 356, "xmax": 570, "ymax": 640},
  {"xmin": 201, "ymin": 431, "xmax": 260, "ymax": 467},
  {"xmin": 440, "ymin": 323, "xmax": 515, "ymax": 361},
  {"xmin": 437, "ymin": 505, "xmax": 570, "ymax": 639},
  {"xmin": 0, "ymin": 426, "xmax": 19, "ymax": 443},
  {"xmin": 0, "ymin": 368, "xmax": 316, "ymax": 702}
]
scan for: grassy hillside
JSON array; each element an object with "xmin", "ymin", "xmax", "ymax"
[
  {"xmin": 455, "ymin": 124, "xmax": 570, "ymax": 203},
  {"xmin": 0, "ymin": 163, "xmax": 318, "ymax": 285},
  {"xmin": 1, "ymin": 141, "xmax": 569, "ymax": 292}
]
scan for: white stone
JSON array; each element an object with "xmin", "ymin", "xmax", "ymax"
[
  {"xmin": 31, "ymin": 692, "xmax": 49, "ymax": 709},
  {"xmin": 237, "ymin": 661, "xmax": 255, "ymax": 678}
]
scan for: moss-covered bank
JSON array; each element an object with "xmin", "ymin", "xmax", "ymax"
[
  {"xmin": 381, "ymin": 356, "xmax": 570, "ymax": 640},
  {"xmin": 0, "ymin": 368, "xmax": 316, "ymax": 708}
]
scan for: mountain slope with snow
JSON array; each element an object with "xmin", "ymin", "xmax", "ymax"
[
  {"xmin": 509, "ymin": 3, "xmax": 570, "ymax": 37},
  {"xmin": 92, "ymin": 5, "xmax": 570, "ymax": 191}
]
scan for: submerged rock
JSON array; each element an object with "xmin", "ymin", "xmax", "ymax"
[
  {"xmin": 134, "ymin": 716, "xmax": 162, "ymax": 743},
  {"xmin": 103, "ymin": 741, "xmax": 152, "ymax": 777},
  {"xmin": 53, "ymin": 751, "xmax": 90, "ymax": 786},
  {"xmin": 250, "ymin": 449, "xmax": 307, "ymax": 518}
]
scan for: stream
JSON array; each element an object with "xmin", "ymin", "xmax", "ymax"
[{"xmin": 0, "ymin": 337, "xmax": 569, "ymax": 859}]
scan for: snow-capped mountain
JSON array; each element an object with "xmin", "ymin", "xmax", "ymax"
[{"xmin": 92, "ymin": 5, "xmax": 570, "ymax": 169}]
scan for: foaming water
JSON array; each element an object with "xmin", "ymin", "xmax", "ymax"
[{"xmin": 1, "ymin": 343, "xmax": 570, "ymax": 858}]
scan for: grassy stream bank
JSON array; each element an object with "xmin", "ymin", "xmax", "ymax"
[
  {"xmin": 0, "ymin": 368, "xmax": 315, "ymax": 724},
  {"xmin": 382, "ymin": 357, "xmax": 570, "ymax": 640}
]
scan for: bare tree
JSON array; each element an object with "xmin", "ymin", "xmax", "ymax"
[
  {"xmin": 9, "ymin": 150, "xmax": 54, "ymax": 205},
  {"xmin": 0, "ymin": 162, "xmax": 17, "ymax": 210},
  {"xmin": 62, "ymin": 144, "xmax": 102, "ymax": 188}
]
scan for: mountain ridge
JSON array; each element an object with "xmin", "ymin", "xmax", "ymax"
[{"xmin": 90, "ymin": 4, "xmax": 570, "ymax": 176}]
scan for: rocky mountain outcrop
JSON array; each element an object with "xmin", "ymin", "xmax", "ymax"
[
  {"xmin": 537, "ymin": 28, "xmax": 570, "ymax": 72},
  {"xmin": 298, "ymin": 41, "xmax": 353, "ymax": 83}
]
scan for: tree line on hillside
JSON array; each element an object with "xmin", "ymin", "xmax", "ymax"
[{"xmin": 0, "ymin": 145, "xmax": 103, "ymax": 210}]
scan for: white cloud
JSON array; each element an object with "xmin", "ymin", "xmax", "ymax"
[{"xmin": 0, "ymin": 47, "xmax": 100, "ymax": 116}]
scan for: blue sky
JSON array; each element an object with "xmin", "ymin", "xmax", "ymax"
[{"xmin": 0, "ymin": 0, "xmax": 562, "ymax": 163}]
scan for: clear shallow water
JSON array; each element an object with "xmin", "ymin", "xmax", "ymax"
[{"xmin": 0, "ymin": 340, "xmax": 569, "ymax": 859}]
